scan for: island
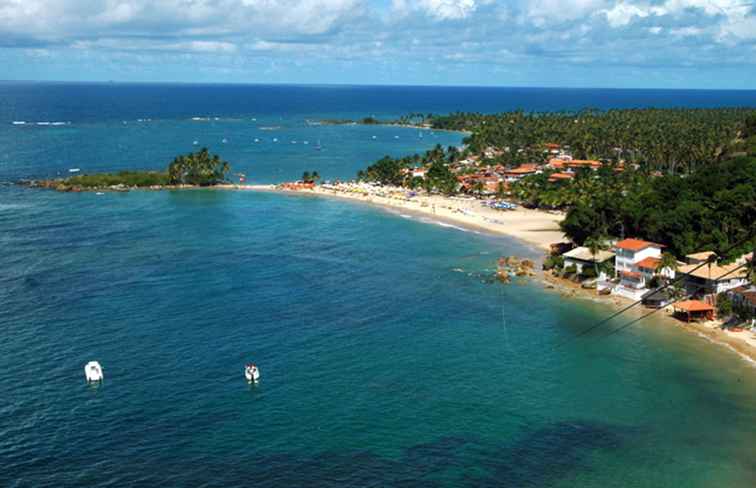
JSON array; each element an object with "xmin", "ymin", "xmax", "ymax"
[{"xmin": 22, "ymin": 148, "xmax": 230, "ymax": 192}]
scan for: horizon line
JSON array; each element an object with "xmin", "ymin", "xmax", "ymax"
[{"xmin": 1, "ymin": 79, "xmax": 756, "ymax": 92}]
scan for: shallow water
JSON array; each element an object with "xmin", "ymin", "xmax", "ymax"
[{"xmin": 2, "ymin": 84, "xmax": 756, "ymax": 487}]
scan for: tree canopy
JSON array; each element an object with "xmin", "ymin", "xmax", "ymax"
[{"xmin": 168, "ymin": 148, "xmax": 230, "ymax": 186}]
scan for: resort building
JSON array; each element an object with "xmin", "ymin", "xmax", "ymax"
[
  {"xmin": 612, "ymin": 238, "xmax": 665, "ymax": 300},
  {"xmin": 548, "ymin": 172, "xmax": 574, "ymax": 183},
  {"xmin": 411, "ymin": 167, "xmax": 428, "ymax": 179},
  {"xmin": 562, "ymin": 246, "xmax": 615, "ymax": 278},
  {"xmin": 503, "ymin": 164, "xmax": 541, "ymax": 182}
]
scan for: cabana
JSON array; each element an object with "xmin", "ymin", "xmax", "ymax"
[{"xmin": 673, "ymin": 300, "xmax": 715, "ymax": 322}]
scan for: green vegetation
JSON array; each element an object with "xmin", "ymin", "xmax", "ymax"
[
  {"xmin": 48, "ymin": 148, "xmax": 230, "ymax": 190},
  {"xmin": 557, "ymin": 156, "xmax": 756, "ymax": 259},
  {"xmin": 302, "ymin": 171, "xmax": 321, "ymax": 183},
  {"xmin": 66, "ymin": 171, "xmax": 170, "ymax": 188},
  {"xmin": 429, "ymin": 108, "xmax": 756, "ymax": 171},
  {"xmin": 358, "ymin": 144, "xmax": 458, "ymax": 194},
  {"xmin": 168, "ymin": 148, "xmax": 230, "ymax": 186}
]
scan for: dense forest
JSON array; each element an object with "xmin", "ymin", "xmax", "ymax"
[{"xmin": 429, "ymin": 108, "xmax": 756, "ymax": 172}]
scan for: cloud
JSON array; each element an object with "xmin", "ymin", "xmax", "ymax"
[{"xmin": 0, "ymin": 1, "xmax": 754, "ymax": 86}]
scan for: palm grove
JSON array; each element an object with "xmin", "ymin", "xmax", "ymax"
[{"xmin": 357, "ymin": 108, "xmax": 756, "ymax": 260}]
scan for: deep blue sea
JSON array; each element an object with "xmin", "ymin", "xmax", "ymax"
[{"xmin": 2, "ymin": 83, "xmax": 756, "ymax": 487}]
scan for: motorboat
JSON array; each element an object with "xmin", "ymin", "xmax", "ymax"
[
  {"xmin": 245, "ymin": 363, "xmax": 260, "ymax": 382},
  {"xmin": 85, "ymin": 361, "xmax": 104, "ymax": 382}
]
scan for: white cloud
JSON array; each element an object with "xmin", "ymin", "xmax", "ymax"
[{"xmin": 392, "ymin": 0, "xmax": 480, "ymax": 21}]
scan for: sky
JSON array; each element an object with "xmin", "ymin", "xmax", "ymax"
[{"xmin": 1, "ymin": 0, "xmax": 755, "ymax": 89}]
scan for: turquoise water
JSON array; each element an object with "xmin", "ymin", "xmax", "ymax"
[{"xmin": 2, "ymin": 84, "xmax": 756, "ymax": 487}]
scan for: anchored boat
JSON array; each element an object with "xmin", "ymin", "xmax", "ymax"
[
  {"xmin": 244, "ymin": 363, "xmax": 260, "ymax": 382},
  {"xmin": 85, "ymin": 361, "xmax": 104, "ymax": 382}
]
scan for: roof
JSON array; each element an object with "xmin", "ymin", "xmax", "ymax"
[
  {"xmin": 674, "ymin": 300, "xmax": 714, "ymax": 312},
  {"xmin": 614, "ymin": 238, "xmax": 664, "ymax": 252},
  {"xmin": 562, "ymin": 246, "xmax": 615, "ymax": 263},
  {"xmin": 567, "ymin": 160, "xmax": 602, "ymax": 169},
  {"xmin": 621, "ymin": 270, "xmax": 642, "ymax": 279},
  {"xmin": 636, "ymin": 257, "xmax": 662, "ymax": 270},
  {"xmin": 686, "ymin": 251, "xmax": 716, "ymax": 261},
  {"xmin": 548, "ymin": 172, "xmax": 574, "ymax": 181},
  {"xmin": 548, "ymin": 159, "xmax": 566, "ymax": 169},
  {"xmin": 679, "ymin": 261, "xmax": 748, "ymax": 281},
  {"xmin": 504, "ymin": 164, "xmax": 539, "ymax": 175}
]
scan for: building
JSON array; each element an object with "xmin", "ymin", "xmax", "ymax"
[
  {"xmin": 678, "ymin": 259, "xmax": 749, "ymax": 297},
  {"xmin": 612, "ymin": 238, "xmax": 665, "ymax": 300},
  {"xmin": 562, "ymin": 246, "xmax": 615, "ymax": 278},
  {"xmin": 673, "ymin": 300, "xmax": 715, "ymax": 322},
  {"xmin": 548, "ymin": 172, "xmax": 574, "ymax": 183},
  {"xmin": 411, "ymin": 167, "xmax": 427, "ymax": 179},
  {"xmin": 728, "ymin": 286, "xmax": 756, "ymax": 319},
  {"xmin": 503, "ymin": 164, "xmax": 541, "ymax": 182}
]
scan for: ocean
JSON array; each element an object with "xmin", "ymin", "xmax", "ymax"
[{"xmin": 1, "ymin": 83, "xmax": 756, "ymax": 487}]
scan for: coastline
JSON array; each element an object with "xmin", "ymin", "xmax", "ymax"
[
  {"xmin": 237, "ymin": 182, "xmax": 756, "ymax": 367},
  {"xmin": 239, "ymin": 183, "xmax": 566, "ymax": 252}
]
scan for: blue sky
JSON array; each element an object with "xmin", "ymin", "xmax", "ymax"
[{"xmin": 2, "ymin": 0, "xmax": 755, "ymax": 89}]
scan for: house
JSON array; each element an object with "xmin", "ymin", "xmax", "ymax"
[
  {"xmin": 728, "ymin": 286, "xmax": 756, "ymax": 318},
  {"xmin": 612, "ymin": 238, "xmax": 665, "ymax": 300},
  {"xmin": 503, "ymin": 164, "xmax": 541, "ymax": 182},
  {"xmin": 562, "ymin": 246, "xmax": 615, "ymax": 278},
  {"xmin": 685, "ymin": 251, "xmax": 716, "ymax": 265},
  {"xmin": 411, "ymin": 167, "xmax": 427, "ymax": 179},
  {"xmin": 678, "ymin": 259, "xmax": 749, "ymax": 297},
  {"xmin": 673, "ymin": 300, "xmax": 715, "ymax": 322},
  {"xmin": 548, "ymin": 172, "xmax": 574, "ymax": 183},
  {"xmin": 564, "ymin": 160, "xmax": 602, "ymax": 172}
]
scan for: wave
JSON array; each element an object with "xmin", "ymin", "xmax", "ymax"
[
  {"xmin": 693, "ymin": 331, "xmax": 756, "ymax": 368},
  {"xmin": 10, "ymin": 121, "xmax": 70, "ymax": 126}
]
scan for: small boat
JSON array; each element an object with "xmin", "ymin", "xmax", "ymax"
[
  {"xmin": 253, "ymin": 138, "xmax": 260, "ymax": 143},
  {"xmin": 245, "ymin": 363, "xmax": 260, "ymax": 382},
  {"xmin": 85, "ymin": 361, "xmax": 104, "ymax": 382},
  {"xmin": 68, "ymin": 168, "xmax": 81, "ymax": 173},
  {"xmin": 193, "ymin": 140, "xmax": 199, "ymax": 145},
  {"xmin": 273, "ymin": 138, "xmax": 278, "ymax": 142},
  {"xmin": 303, "ymin": 141, "xmax": 309, "ymax": 145},
  {"xmin": 371, "ymin": 135, "xmax": 377, "ymax": 140},
  {"xmin": 222, "ymin": 138, "xmax": 228, "ymax": 144}
]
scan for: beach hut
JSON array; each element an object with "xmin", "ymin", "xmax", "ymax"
[{"xmin": 672, "ymin": 300, "xmax": 715, "ymax": 322}]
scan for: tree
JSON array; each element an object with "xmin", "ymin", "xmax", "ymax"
[
  {"xmin": 168, "ymin": 148, "xmax": 230, "ymax": 186},
  {"xmin": 584, "ymin": 234, "xmax": 609, "ymax": 277},
  {"xmin": 716, "ymin": 292, "xmax": 733, "ymax": 319}
]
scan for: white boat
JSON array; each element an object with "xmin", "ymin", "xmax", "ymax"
[
  {"xmin": 68, "ymin": 168, "xmax": 81, "ymax": 173},
  {"xmin": 193, "ymin": 140, "xmax": 199, "ymax": 145},
  {"xmin": 85, "ymin": 361, "xmax": 104, "ymax": 382},
  {"xmin": 273, "ymin": 138, "xmax": 278, "ymax": 142},
  {"xmin": 222, "ymin": 138, "xmax": 228, "ymax": 144},
  {"xmin": 244, "ymin": 363, "xmax": 260, "ymax": 382}
]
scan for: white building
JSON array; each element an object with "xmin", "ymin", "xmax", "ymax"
[
  {"xmin": 562, "ymin": 246, "xmax": 615, "ymax": 279},
  {"xmin": 612, "ymin": 238, "xmax": 665, "ymax": 301}
]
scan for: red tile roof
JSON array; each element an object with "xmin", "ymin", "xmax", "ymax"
[
  {"xmin": 636, "ymin": 257, "xmax": 662, "ymax": 270},
  {"xmin": 615, "ymin": 238, "xmax": 664, "ymax": 252},
  {"xmin": 548, "ymin": 172, "xmax": 574, "ymax": 182},
  {"xmin": 620, "ymin": 270, "xmax": 642, "ymax": 280},
  {"xmin": 674, "ymin": 300, "xmax": 714, "ymax": 312}
]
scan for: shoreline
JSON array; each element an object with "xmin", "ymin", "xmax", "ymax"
[
  {"xmin": 18, "ymin": 180, "xmax": 756, "ymax": 366},
  {"xmin": 247, "ymin": 183, "xmax": 756, "ymax": 367}
]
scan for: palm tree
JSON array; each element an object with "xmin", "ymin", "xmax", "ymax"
[
  {"xmin": 658, "ymin": 252, "xmax": 679, "ymax": 281},
  {"xmin": 584, "ymin": 234, "xmax": 609, "ymax": 277}
]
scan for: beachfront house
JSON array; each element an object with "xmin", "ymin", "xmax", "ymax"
[
  {"xmin": 728, "ymin": 286, "xmax": 756, "ymax": 321},
  {"xmin": 612, "ymin": 238, "xmax": 665, "ymax": 300},
  {"xmin": 677, "ymin": 257, "xmax": 749, "ymax": 298},
  {"xmin": 411, "ymin": 167, "xmax": 428, "ymax": 179},
  {"xmin": 562, "ymin": 246, "xmax": 615, "ymax": 279}
]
